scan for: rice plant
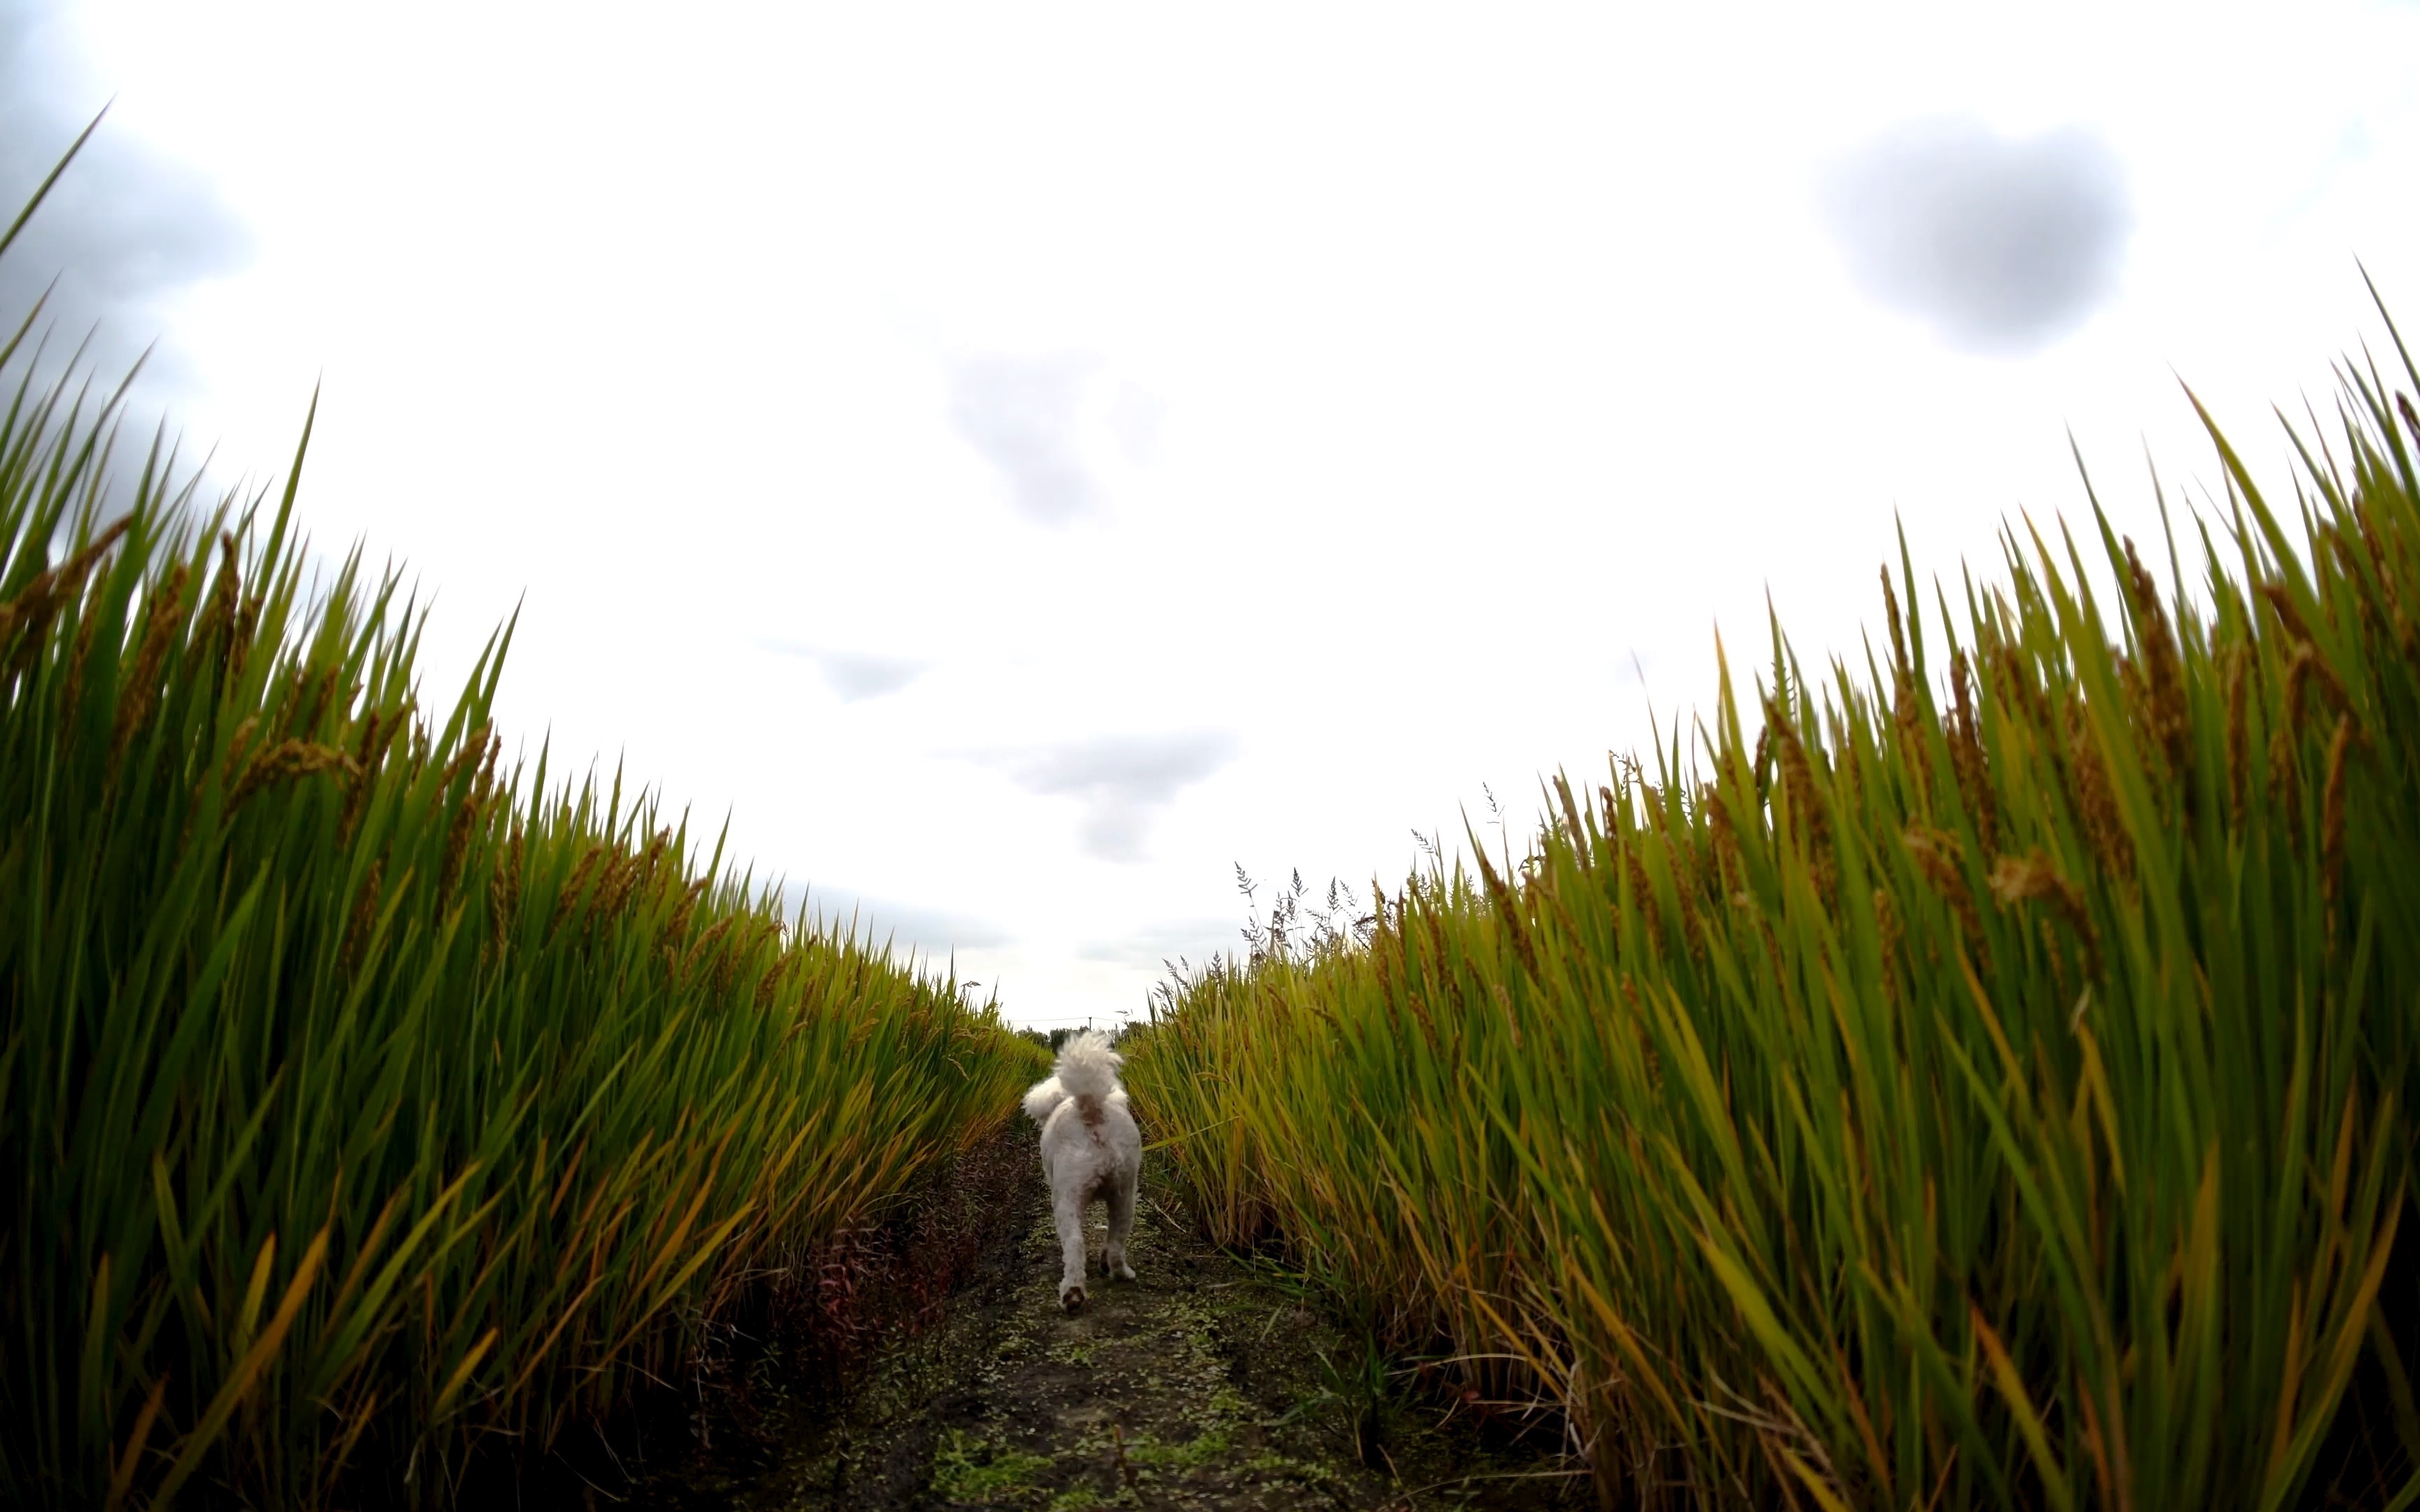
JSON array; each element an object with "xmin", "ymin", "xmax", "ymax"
[
  {"xmin": 0, "ymin": 143, "xmax": 1047, "ymax": 1507},
  {"xmin": 1129, "ymin": 295, "xmax": 2420, "ymax": 1509}
]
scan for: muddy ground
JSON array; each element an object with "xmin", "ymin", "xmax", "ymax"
[{"xmin": 624, "ymin": 1159, "xmax": 1590, "ymax": 1511}]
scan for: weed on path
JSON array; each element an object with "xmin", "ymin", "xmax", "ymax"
[{"xmin": 632, "ymin": 1172, "xmax": 1585, "ymax": 1511}]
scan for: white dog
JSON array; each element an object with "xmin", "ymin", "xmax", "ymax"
[{"xmin": 1022, "ymin": 1031, "xmax": 1141, "ymax": 1311}]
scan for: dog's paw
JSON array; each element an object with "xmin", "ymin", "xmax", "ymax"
[
  {"xmin": 1059, "ymin": 1282, "xmax": 1087, "ymax": 1312},
  {"xmin": 1112, "ymin": 1262, "xmax": 1136, "ymax": 1282}
]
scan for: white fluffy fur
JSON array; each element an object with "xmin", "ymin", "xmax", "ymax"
[{"xmin": 1024, "ymin": 1031, "xmax": 1141, "ymax": 1310}]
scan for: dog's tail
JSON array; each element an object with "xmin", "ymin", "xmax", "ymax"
[
  {"xmin": 1021, "ymin": 1075, "xmax": 1067, "ymax": 1124},
  {"xmin": 1053, "ymin": 1030, "xmax": 1123, "ymax": 1121}
]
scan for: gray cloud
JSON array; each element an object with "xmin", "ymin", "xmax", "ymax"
[
  {"xmin": 762, "ymin": 641, "xmax": 931, "ymax": 701},
  {"xmin": 1105, "ymin": 382, "xmax": 1166, "ymax": 467},
  {"xmin": 1820, "ymin": 117, "xmax": 2131, "ymax": 355},
  {"xmin": 985, "ymin": 730, "xmax": 1239, "ymax": 862},
  {"xmin": 779, "ymin": 882, "xmax": 1011, "ymax": 964},
  {"xmin": 950, "ymin": 354, "xmax": 1104, "ymax": 525},
  {"xmin": 1078, "ymin": 917, "xmax": 1240, "ymax": 972},
  {"xmin": 2, "ymin": 6, "xmax": 253, "ymax": 393}
]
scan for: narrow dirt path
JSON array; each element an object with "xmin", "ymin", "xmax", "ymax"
[{"xmin": 632, "ymin": 1168, "xmax": 1586, "ymax": 1511}]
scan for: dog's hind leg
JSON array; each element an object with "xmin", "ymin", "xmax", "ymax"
[
  {"xmin": 1054, "ymin": 1189, "xmax": 1090, "ymax": 1310},
  {"xmin": 1105, "ymin": 1177, "xmax": 1137, "ymax": 1282}
]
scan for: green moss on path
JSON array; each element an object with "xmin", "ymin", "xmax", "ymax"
[{"xmin": 630, "ymin": 1168, "xmax": 1584, "ymax": 1511}]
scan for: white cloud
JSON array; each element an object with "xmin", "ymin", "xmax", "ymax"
[
  {"xmin": 950, "ymin": 354, "xmax": 1107, "ymax": 525},
  {"xmin": 779, "ymin": 882, "xmax": 1010, "ymax": 963},
  {"xmin": 763, "ymin": 643, "xmax": 931, "ymax": 701},
  {"xmin": 981, "ymin": 732, "xmax": 1240, "ymax": 863},
  {"xmin": 1078, "ymin": 917, "xmax": 1240, "ymax": 973}
]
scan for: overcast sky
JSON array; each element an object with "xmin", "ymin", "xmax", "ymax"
[{"xmin": 11, "ymin": 1, "xmax": 2417, "ymax": 1027}]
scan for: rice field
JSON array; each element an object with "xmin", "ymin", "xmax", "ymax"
[
  {"xmin": 15, "ymin": 110, "xmax": 2420, "ymax": 1510},
  {"xmin": 1127, "ymin": 300, "xmax": 2420, "ymax": 1509},
  {"xmin": 0, "ymin": 155, "xmax": 1048, "ymax": 1506}
]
